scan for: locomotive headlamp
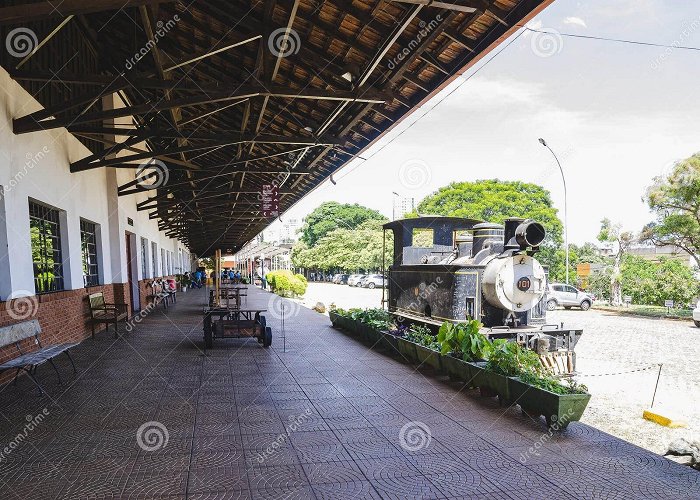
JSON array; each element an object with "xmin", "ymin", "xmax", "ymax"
[{"xmin": 482, "ymin": 254, "xmax": 547, "ymax": 313}]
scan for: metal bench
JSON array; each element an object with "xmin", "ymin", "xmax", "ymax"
[
  {"xmin": 0, "ymin": 319, "xmax": 77, "ymax": 394},
  {"xmin": 147, "ymin": 280, "xmax": 176, "ymax": 309},
  {"xmin": 88, "ymin": 292, "xmax": 129, "ymax": 338}
]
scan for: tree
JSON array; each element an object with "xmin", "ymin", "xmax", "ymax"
[
  {"xmin": 292, "ymin": 220, "xmax": 392, "ymax": 272},
  {"xmin": 620, "ymin": 255, "xmax": 698, "ymax": 306},
  {"xmin": 300, "ymin": 201, "xmax": 387, "ymax": 246},
  {"xmin": 416, "ymin": 179, "xmax": 568, "ymax": 279},
  {"xmin": 597, "ymin": 218, "xmax": 635, "ymax": 305},
  {"xmin": 643, "ymin": 153, "xmax": 700, "ymax": 268}
]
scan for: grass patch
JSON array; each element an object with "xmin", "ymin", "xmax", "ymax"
[{"xmin": 593, "ymin": 303, "xmax": 693, "ymax": 319}]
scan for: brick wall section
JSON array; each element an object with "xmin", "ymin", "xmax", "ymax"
[
  {"xmin": 0, "ymin": 284, "xmax": 121, "ymax": 384},
  {"xmin": 0, "ymin": 277, "xmax": 178, "ymax": 385}
]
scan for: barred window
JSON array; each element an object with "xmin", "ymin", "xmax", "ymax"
[
  {"xmin": 151, "ymin": 242, "xmax": 158, "ymax": 278},
  {"xmin": 140, "ymin": 237, "xmax": 148, "ymax": 279},
  {"xmin": 80, "ymin": 219, "xmax": 100, "ymax": 287},
  {"xmin": 29, "ymin": 200, "xmax": 64, "ymax": 293}
]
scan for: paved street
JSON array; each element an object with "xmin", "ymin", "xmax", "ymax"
[{"xmin": 300, "ymin": 283, "xmax": 700, "ymax": 456}]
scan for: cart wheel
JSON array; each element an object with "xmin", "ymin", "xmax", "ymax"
[{"xmin": 263, "ymin": 326, "xmax": 272, "ymax": 348}]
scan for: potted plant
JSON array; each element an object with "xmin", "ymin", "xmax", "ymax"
[
  {"xmin": 180, "ymin": 273, "xmax": 191, "ymax": 292},
  {"xmin": 437, "ymin": 320, "xmax": 490, "ymax": 385}
]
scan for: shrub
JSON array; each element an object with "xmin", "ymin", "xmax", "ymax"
[{"xmin": 266, "ymin": 270, "xmax": 308, "ymax": 297}]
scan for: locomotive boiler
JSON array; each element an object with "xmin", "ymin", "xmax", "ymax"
[{"xmin": 382, "ymin": 216, "xmax": 581, "ymax": 365}]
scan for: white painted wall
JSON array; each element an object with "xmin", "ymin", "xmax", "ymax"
[{"xmin": 0, "ymin": 68, "xmax": 193, "ymax": 301}]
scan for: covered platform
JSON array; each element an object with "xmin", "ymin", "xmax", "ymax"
[{"xmin": 1, "ymin": 286, "xmax": 698, "ymax": 499}]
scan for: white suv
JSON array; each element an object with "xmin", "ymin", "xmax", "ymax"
[{"xmin": 546, "ymin": 283, "xmax": 594, "ymax": 311}]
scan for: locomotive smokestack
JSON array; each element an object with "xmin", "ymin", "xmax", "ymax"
[{"xmin": 504, "ymin": 218, "xmax": 546, "ymax": 250}]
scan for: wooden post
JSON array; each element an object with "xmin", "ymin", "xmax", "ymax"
[{"xmin": 215, "ymin": 248, "xmax": 221, "ymax": 307}]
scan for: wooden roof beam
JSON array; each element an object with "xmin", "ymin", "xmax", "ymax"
[{"xmin": 0, "ymin": 0, "xmax": 172, "ymax": 25}]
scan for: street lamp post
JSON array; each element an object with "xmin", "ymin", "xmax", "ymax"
[
  {"xmin": 538, "ymin": 138, "xmax": 569, "ymax": 285},
  {"xmin": 392, "ymin": 191, "xmax": 399, "ymax": 221}
]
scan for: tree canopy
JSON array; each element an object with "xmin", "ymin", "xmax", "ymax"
[
  {"xmin": 415, "ymin": 179, "xmax": 569, "ymax": 280},
  {"xmin": 416, "ymin": 179, "xmax": 563, "ymax": 243},
  {"xmin": 299, "ymin": 201, "xmax": 387, "ymax": 247},
  {"xmin": 292, "ymin": 219, "xmax": 392, "ymax": 272},
  {"xmin": 643, "ymin": 153, "xmax": 700, "ymax": 268}
]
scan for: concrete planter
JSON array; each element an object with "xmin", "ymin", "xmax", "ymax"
[
  {"xmin": 329, "ymin": 311, "xmax": 341, "ymax": 328},
  {"xmin": 380, "ymin": 332, "xmax": 401, "ymax": 356},
  {"xmin": 442, "ymin": 354, "xmax": 472, "ymax": 384},
  {"xmin": 468, "ymin": 362, "xmax": 511, "ymax": 404},
  {"xmin": 414, "ymin": 343, "xmax": 443, "ymax": 373},
  {"xmin": 396, "ymin": 337, "xmax": 418, "ymax": 364},
  {"xmin": 508, "ymin": 378, "xmax": 591, "ymax": 429},
  {"xmin": 363, "ymin": 326, "xmax": 382, "ymax": 345}
]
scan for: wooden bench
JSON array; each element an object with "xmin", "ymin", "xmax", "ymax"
[
  {"xmin": 0, "ymin": 319, "xmax": 77, "ymax": 394},
  {"xmin": 88, "ymin": 292, "xmax": 128, "ymax": 339}
]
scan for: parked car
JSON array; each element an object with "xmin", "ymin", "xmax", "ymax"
[
  {"xmin": 333, "ymin": 274, "xmax": 349, "ymax": 284},
  {"xmin": 347, "ymin": 274, "xmax": 365, "ymax": 287},
  {"xmin": 362, "ymin": 274, "xmax": 386, "ymax": 289},
  {"xmin": 546, "ymin": 283, "xmax": 594, "ymax": 311},
  {"xmin": 693, "ymin": 300, "xmax": 700, "ymax": 327}
]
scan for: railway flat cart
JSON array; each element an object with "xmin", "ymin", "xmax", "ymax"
[{"xmin": 203, "ymin": 307, "xmax": 271, "ymax": 351}]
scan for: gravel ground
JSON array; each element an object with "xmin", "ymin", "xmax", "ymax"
[{"xmin": 297, "ymin": 283, "xmax": 700, "ymax": 455}]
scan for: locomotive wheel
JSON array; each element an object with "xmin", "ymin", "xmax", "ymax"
[{"xmin": 546, "ymin": 300, "xmax": 557, "ymax": 311}]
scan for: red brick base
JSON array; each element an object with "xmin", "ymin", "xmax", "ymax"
[{"xmin": 0, "ymin": 277, "xmax": 178, "ymax": 385}]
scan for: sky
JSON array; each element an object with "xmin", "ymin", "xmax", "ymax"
[{"xmin": 267, "ymin": 0, "xmax": 700, "ymax": 245}]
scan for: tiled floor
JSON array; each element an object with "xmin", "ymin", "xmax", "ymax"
[{"xmin": 1, "ymin": 287, "xmax": 698, "ymax": 499}]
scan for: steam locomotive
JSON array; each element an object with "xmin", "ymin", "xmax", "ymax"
[{"xmin": 382, "ymin": 216, "xmax": 581, "ymax": 370}]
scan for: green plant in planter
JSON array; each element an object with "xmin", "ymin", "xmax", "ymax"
[
  {"xmin": 437, "ymin": 320, "xmax": 490, "ymax": 361},
  {"xmin": 486, "ymin": 340, "xmax": 543, "ymax": 377},
  {"xmin": 404, "ymin": 324, "xmax": 442, "ymax": 371},
  {"xmin": 404, "ymin": 324, "xmax": 440, "ymax": 351}
]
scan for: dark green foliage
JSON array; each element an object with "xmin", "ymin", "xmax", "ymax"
[
  {"xmin": 437, "ymin": 320, "xmax": 491, "ymax": 361},
  {"xmin": 300, "ymin": 201, "xmax": 387, "ymax": 247},
  {"xmin": 404, "ymin": 324, "xmax": 440, "ymax": 351}
]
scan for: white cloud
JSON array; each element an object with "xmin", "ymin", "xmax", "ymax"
[{"xmin": 563, "ymin": 16, "xmax": 587, "ymax": 28}]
